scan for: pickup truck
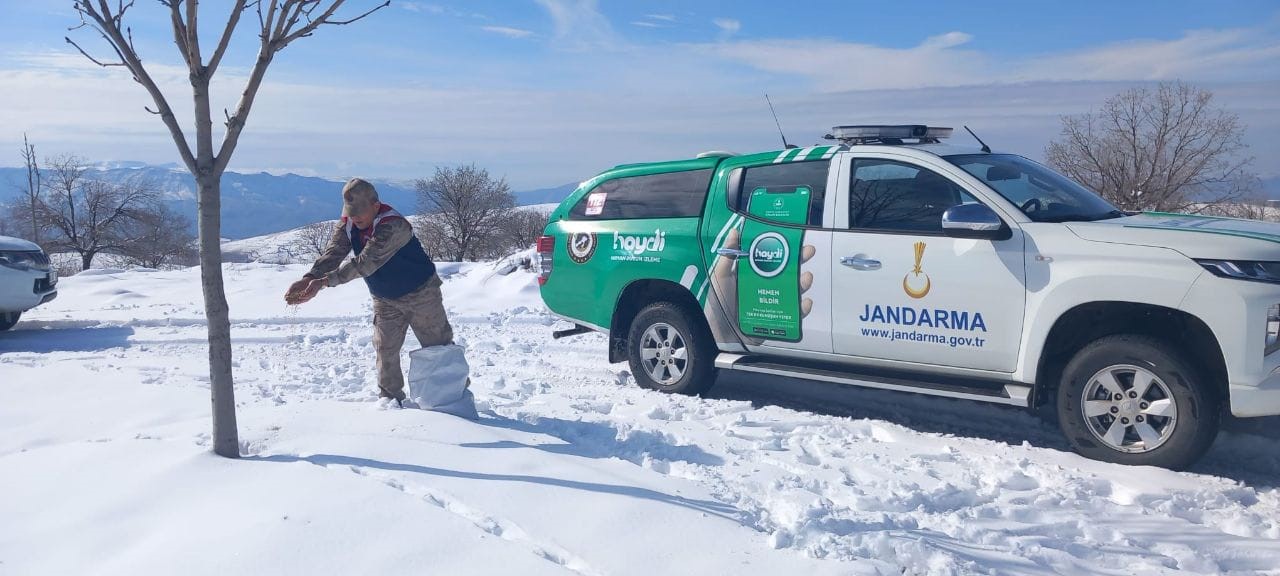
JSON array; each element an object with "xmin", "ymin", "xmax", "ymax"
[
  {"xmin": 536, "ymin": 125, "xmax": 1280, "ymax": 469},
  {"xmin": 0, "ymin": 235, "xmax": 57, "ymax": 331}
]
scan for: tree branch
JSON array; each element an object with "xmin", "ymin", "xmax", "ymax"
[
  {"xmin": 167, "ymin": 0, "xmax": 193, "ymax": 69},
  {"xmin": 73, "ymin": 0, "xmax": 199, "ymax": 173},
  {"xmin": 206, "ymin": 0, "xmax": 249, "ymax": 77},
  {"xmin": 326, "ymin": 0, "xmax": 388, "ymax": 25},
  {"xmin": 186, "ymin": 0, "xmax": 202, "ymax": 72},
  {"xmin": 64, "ymin": 36, "xmax": 126, "ymax": 67},
  {"xmin": 278, "ymin": 0, "xmax": 390, "ymax": 47}
]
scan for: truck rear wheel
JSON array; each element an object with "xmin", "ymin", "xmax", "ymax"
[
  {"xmin": 627, "ymin": 302, "xmax": 717, "ymax": 395},
  {"xmin": 0, "ymin": 311, "xmax": 20, "ymax": 331},
  {"xmin": 1056, "ymin": 334, "xmax": 1219, "ymax": 470}
]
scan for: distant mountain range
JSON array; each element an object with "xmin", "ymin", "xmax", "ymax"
[
  {"xmin": 0, "ymin": 164, "xmax": 577, "ymax": 239},
  {"xmin": 4, "ymin": 162, "xmax": 1273, "ymax": 239}
]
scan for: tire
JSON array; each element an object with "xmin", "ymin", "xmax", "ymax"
[
  {"xmin": 1056, "ymin": 334, "xmax": 1220, "ymax": 470},
  {"xmin": 627, "ymin": 301, "xmax": 717, "ymax": 395},
  {"xmin": 0, "ymin": 311, "xmax": 19, "ymax": 332}
]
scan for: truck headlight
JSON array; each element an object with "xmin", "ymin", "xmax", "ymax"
[
  {"xmin": 1269, "ymin": 304, "xmax": 1280, "ymax": 356},
  {"xmin": 1196, "ymin": 260, "xmax": 1280, "ymax": 284}
]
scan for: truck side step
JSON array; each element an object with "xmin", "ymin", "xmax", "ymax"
[{"xmin": 715, "ymin": 353, "xmax": 1032, "ymax": 407}]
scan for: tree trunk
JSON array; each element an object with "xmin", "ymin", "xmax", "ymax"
[
  {"xmin": 80, "ymin": 251, "xmax": 94, "ymax": 272},
  {"xmin": 197, "ymin": 175, "xmax": 239, "ymax": 458},
  {"xmin": 30, "ymin": 196, "xmax": 39, "ymax": 245}
]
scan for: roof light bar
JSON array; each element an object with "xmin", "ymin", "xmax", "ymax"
[{"xmin": 825, "ymin": 125, "xmax": 953, "ymax": 144}]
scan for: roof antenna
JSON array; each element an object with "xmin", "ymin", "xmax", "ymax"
[
  {"xmin": 765, "ymin": 93, "xmax": 797, "ymax": 149},
  {"xmin": 964, "ymin": 125, "xmax": 991, "ymax": 153}
]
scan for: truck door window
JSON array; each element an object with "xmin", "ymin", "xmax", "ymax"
[
  {"xmin": 736, "ymin": 160, "xmax": 830, "ymax": 227},
  {"xmin": 848, "ymin": 159, "xmax": 977, "ymax": 233},
  {"xmin": 568, "ymin": 168, "xmax": 714, "ymax": 220}
]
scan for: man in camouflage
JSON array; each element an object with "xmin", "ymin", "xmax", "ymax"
[{"xmin": 286, "ymin": 177, "xmax": 454, "ymax": 408}]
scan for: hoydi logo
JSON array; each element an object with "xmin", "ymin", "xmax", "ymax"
[
  {"xmin": 613, "ymin": 229, "xmax": 666, "ymax": 255},
  {"xmin": 903, "ymin": 241, "xmax": 932, "ymax": 299},
  {"xmin": 748, "ymin": 232, "xmax": 789, "ymax": 278}
]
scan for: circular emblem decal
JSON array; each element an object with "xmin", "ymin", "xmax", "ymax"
[
  {"xmin": 567, "ymin": 232, "xmax": 597, "ymax": 264},
  {"xmin": 748, "ymin": 232, "xmax": 789, "ymax": 278}
]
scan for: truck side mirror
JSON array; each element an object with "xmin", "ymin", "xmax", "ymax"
[{"xmin": 941, "ymin": 203, "xmax": 1010, "ymax": 240}]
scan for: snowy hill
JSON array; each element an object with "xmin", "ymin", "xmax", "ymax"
[
  {"xmin": 2, "ymin": 254, "xmax": 1279, "ymax": 573},
  {"xmin": 0, "ymin": 165, "xmax": 576, "ymax": 239}
]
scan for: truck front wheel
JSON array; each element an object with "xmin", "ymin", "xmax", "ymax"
[
  {"xmin": 1056, "ymin": 334, "xmax": 1220, "ymax": 470},
  {"xmin": 0, "ymin": 311, "xmax": 20, "ymax": 332},
  {"xmin": 627, "ymin": 302, "xmax": 717, "ymax": 395}
]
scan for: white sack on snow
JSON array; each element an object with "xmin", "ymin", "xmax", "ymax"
[{"xmin": 407, "ymin": 344, "xmax": 478, "ymax": 419}]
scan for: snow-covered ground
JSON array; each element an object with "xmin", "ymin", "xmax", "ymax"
[{"xmin": 3, "ymin": 258, "xmax": 1280, "ymax": 575}]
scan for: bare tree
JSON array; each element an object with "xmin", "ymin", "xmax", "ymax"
[
  {"xmin": 501, "ymin": 208, "xmax": 548, "ymax": 251},
  {"xmin": 1046, "ymin": 81, "xmax": 1257, "ymax": 213},
  {"xmin": 41, "ymin": 156, "xmax": 157, "ymax": 270},
  {"xmin": 291, "ymin": 220, "xmax": 337, "ymax": 258},
  {"xmin": 413, "ymin": 216, "xmax": 452, "ymax": 261},
  {"xmin": 17, "ymin": 134, "xmax": 44, "ymax": 244},
  {"xmin": 415, "ymin": 164, "xmax": 516, "ymax": 261},
  {"xmin": 121, "ymin": 201, "xmax": 197, "ymax": 269},
  {"xmin": 68, "ymin": 0, "xmax": 389, "ymax": 458}
]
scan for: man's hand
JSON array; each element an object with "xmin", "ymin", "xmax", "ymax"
[
  {"xmin": 285, "ymin": 277, "xmax": 326, "ymax": 305},
  {"xmin": 703, "ymin": 227, "xmax": 815, "ymax": 346}
]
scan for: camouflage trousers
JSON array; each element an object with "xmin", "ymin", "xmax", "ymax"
[{"xmin": 372, "ymin": 275, "xmax": 454, "ymax": 400}]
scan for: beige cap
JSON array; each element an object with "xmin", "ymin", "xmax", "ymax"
[{"xmin": 341, "ymin": 177, "xmax": 379, "ymax": 217}]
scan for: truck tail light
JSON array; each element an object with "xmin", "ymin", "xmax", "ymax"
[{"xmin": 536, "ymin": 235, "xmax": 555, "ymax": 286}]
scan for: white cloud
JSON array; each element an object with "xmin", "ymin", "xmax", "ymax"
[
  {"xmin": 704, "ymin": 27, "xmax": 1280, "ymax": 92},
  {"xmin": 920, "ymin": 31, "xmax": 973, "ymax": 50},
  {"xmin": 534, "ymin": 0, "xmax": 616, "ymax": 50},
  {"xmin": 713, "ymin": 18, "xmax": 741, "ymax": 35},
  {"xmin": 9, "ymin": 44, "xmax": 1278, "ymax": 187},
  {"xmin": 400, "ymin": 2, "xmax": 443, "ymax": 14},
  {"xmin": 700, "ymin": 36, "xmax": 983, "ymax": 91},
  {"xmin": 1017, "ymin": 28, "xmax": 1280, "ymax": 83},
  {"xmin": 481, "ymin": 26, "xmax": 534, "ymax": 39},
  {"xmin": 402, "ymin": 3, "xmax": 485, "ymax": 19},
  {"xmin": 4, "ymin": 23, "xmax": 1280, "ymax": 188},
  {"xmin": 633, "ymin": 14, "xmax": 678, "ymax": 29}
]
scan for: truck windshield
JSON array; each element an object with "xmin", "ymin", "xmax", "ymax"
[{"xmin": 945, "ymin": 154, "xmax": 1123, "ymax": 223}]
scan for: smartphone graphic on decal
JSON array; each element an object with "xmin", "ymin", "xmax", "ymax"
[{"xmin": 737, "ymin": 186, "xmax": 809, "ymax": 343}]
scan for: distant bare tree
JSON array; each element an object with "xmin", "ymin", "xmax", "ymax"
[
  {"xmin": 501, "ymin": 208, "xmax": 548, "ymax": 251},
  {"xmin": 292, "ymin": 220, "xmax": 337, "ymax": 258},
  {"xmin": 1199, "ymin": 194, "xmax": 1274, "ymax": 222},
  {"xmin": 121, "ymin": 202, "xmax": 197, "ymax": 269},
  {"xmin": 0, "ymin": 204, "xmax": 13, "ymax": 237},
  {"xmin": 16, "ymin": 134, "xmax": 44, "ymax": 244},
  {"xmin": 40, "ymin": 155, "xmax": 157, "ymax": 270},
  {"xmin": 67, "ymin": 0, "xmax": 390, "ymax": 458},
  {"xmin": 415, "ymin": 164, "xmax": 515, "ymax": 261},
  {"xmin": 413, "ymin": 216, "xmax": 451, "ymax": 261},
  {"xmin": 1046, "ymin": 81, "xmax": 1257, "ymax": 213}
]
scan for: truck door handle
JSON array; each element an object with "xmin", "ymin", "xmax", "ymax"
[
  {"xmin": 840, "ymin": 256, "xmax": 881, "ymax": 270},
  {"xmin": 716, "ymin": 248, "xmax": 748, "ymax": 258}
]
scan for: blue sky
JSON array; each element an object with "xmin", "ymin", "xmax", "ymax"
[{"xmin": 1, "ymin": 1, "xmax": 1278, "ymax": 188}]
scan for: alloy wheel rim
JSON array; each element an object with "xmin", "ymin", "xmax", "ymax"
[
  {"xmin": 1080, "ymin": 364, "xmax": 1178, "ymax": 453},
  {"xmin": 640, "ymin": 322, "xmax": 687, "ymax": 385}
]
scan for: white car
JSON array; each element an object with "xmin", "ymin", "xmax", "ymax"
[
  {"xmin": 0, "ymin": 235, "xmax": 57, "ymax": 331},
  {"xmin": 538, "ymin": 124, "xmax": 1280, "ymax": 468}
]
